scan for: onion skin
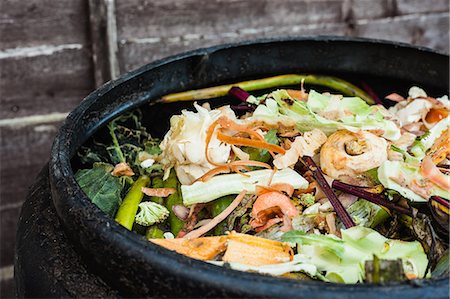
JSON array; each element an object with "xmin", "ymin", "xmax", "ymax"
[{"xmin": 320, "ymin": 130, "xmax": 388, "ymax": 187}]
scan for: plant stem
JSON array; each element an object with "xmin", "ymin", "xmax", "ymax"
[
  {"xmin": 332, "ymin": 180, "xmax": 413, "ymax": 216},
  {"xmin": 108, "ymin": 123, "xmax": 126, "ymax": 163},
  {"xmin": 158, "ymin": 74, "xmax": 374, "ymax": 104},
  {"xmin": 298, "ymin": 157, "xmax": 355, "ymax": 228}
]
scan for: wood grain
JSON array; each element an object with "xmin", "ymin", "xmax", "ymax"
[
  {"xmin": 395, "ymin": 0, "xmax": 449, "ymax": 15},
  {"xmin": 119, "ymin": 22, "xmax": 348, "ymax": 71},
  {"xmin": 353, "ymin": 13, "xmax": 449, "ymax": 53},
  {"xmin": 115, "ymin": 0, "xmax": 345, "ymax": 41},
  {"xmin": 0, "ymin": 0, "xmax": 90, "ymax": 50},
  {"xmin": 0, "ymin": 48, "xmax": 94, "ymax": 118},
  {"xmin": 0, "ymin": 122, "xmax": 61, "ymax": 207}
]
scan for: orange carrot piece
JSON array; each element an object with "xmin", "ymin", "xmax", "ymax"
[
  {"xmin": 150, "ymin": 236, "xmax": 228, "ymax": 260},
  {"xmin": 218, "ymin": 116, "xmax": 265, "ymax": 141},
  {"xmin": 256, "ymin": 183, "xmax": 295, "ymax": 197},
  {"xmin": 194, "ymin": 165, "xmax": 231, "ymax": 183},
  {"xmin": 141, "ymin": 187, "xmax": 176, "ymax": 197},
  {"xmin": 195, "ymin": 160, "xmax": 271, "ymax": 183},
  {"xmin": 217, "ymin": 131, "xmax": 286, "ymax": 154}
]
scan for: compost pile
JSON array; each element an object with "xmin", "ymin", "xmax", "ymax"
[{"xmin": 75, "ymin": 75, "xmax": 449, "ymax": 284}]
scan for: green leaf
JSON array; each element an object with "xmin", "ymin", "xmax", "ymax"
[{"xmin": 75, "ymin": 163, "xmax": 123, "ymax": 216}]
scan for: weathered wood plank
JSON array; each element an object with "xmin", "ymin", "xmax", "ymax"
[
  {"xmin": 119, "ymin": 22, "xmax": 348, "ymax": 71},
  {"xmin": 0, "ymin": 48, "xmax": 94, "ymax": 118},
  {"xmin": 88, "ymin": 0, "xmax": 120, "ymax": 86},
  {"xmin": 0, "ymin": 0, "xmax": 90, "ymax": 50},
  {"xmin": 345, "ymin": 0, "xmax": 396, "ymax": 20},
  {"xmin": 353, "ymin": 13, "xmax": 449, "ymax": 53},
  {"xmin": 395, "ymin": 0, "xmax": 449, "ymax": 15},
  {"xmin": 116, "ymin": 0, "xmax": 345, "ymax": 41},
  {"xmin": 0, "ymin": 122, "xmax": 61, "ymax": 207}
]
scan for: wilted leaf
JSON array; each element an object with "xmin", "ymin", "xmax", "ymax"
[{"xmin": 75, "ymin": 163, "xmax": 123, "ymax": 216}]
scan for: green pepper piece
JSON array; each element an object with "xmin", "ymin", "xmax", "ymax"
[
  {"xmin": 115, "ymin": 175, "xmax": 150, "ymax": 230},
  {"xmin": 211, "ymin": 195, "xmax": 235, "ymax": 235},
  {"xmin": 146, "ymin": 225, "xmax": 165, "ymax": 239},
  {"xmin": 164, "ymin": 170, "xmax": 184, "ymax": 235},
  {"xmin": 149, "ymin": 176, "xmax": 164, "ymax": 204}
]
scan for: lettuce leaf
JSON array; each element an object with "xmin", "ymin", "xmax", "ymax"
[
  {"xmin": 270, "ymin": 89, "xmax": 401, "ymax": 140},
  {"xmin": 282, "ymin": 226, "xmax": 428, "ymax": 283},
  {"xmin": 378, "ymin": 160, "xmax": 450, "ymax": 202}
]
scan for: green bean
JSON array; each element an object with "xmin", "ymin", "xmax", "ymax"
[
  {"xmin": 164, "ymin": 170, "xmax": 184, "ymax": 235},
  {"xmin": 115, "ymin": 175, "xmax": 150, "ymax": 230},
  {"xmin": 146, "ymin": 225, "xmax": 164, "ymax": 239},
  {"xmin": 211, "ymin": 195, "xmax": 235, "ymax": 235}
]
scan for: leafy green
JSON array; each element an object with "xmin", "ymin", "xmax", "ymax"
[
  {"xmin": 378, "ymin": 160, "xmax": 450, "ymax": 202},
  {"xmin": 270, "ymin": 89, "xmax": 401, "ymax": 140},
  {"xmin": 410, "ymin": 116, "xmax": 449, "ymax": 159},
  {"xmin": 282, "ymin": 226, "xmax": 428, "ymax": 283},
  {"xmin": 77, "ymin": 111, "xmax": 163, "ymax": 176},
  {"xmin": 75, "ymin": 163, "xmax": 123, "ymax": 216}
]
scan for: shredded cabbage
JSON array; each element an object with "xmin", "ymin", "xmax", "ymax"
[
  {"xmin": 272, "ymin": 90, "xmax": 401, "ymax": 140},
  {"xmin": 282, "ymin": 226, "xmax": 428, "ymax": 283}
]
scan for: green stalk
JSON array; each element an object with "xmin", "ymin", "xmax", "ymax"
[
  {"xmin": 164, "ymin": 170, "xmax": 184, "ymax": 235},
  {"xmin": 115, "ymin": 175, "xmax": 150, "ymax": 230},
  {"xmin": 108, "ymin": 122, "xmax": 126, "ymax": 163},
  {"xmin": 159, "ymin": 74, "xmax": 374, "ymax": 104}
]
